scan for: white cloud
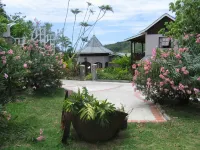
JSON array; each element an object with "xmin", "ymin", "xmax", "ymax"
[
  {"xmin": 3, "ymin": 0, "xmax": 175, "ymax": 44},
  {"xmin": 4, "ymin": 0, "xmax": 174, "ymax": 23}
]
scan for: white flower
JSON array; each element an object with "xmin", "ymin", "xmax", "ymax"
[{"xmin": 23, "ymin": 86, "xmax": 26, "ymax": 89}]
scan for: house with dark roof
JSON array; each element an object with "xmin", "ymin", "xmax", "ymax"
[
  {"xmin": 77, "ymin": 35, "xmax": 114, "ymax": 72},
  {"xmin": 125, "ymin": 13, "xmax": 175, "ymax": 62}
]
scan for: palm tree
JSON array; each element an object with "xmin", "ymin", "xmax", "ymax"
[
  {"xmin": 82, "ymin": 5, "xmax": 113, "ymax": 46},
  {"xmin": 76, "ymin": 2, "xmax": 92, "ymax": 48},
  {"xmin": 71, "ymin": 8, "xmax": 82, "ymax": 45}
]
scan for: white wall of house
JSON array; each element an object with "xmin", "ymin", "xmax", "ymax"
[
  {"xmin": 78, "ymin": 56, "xmax": 110, "ymax": 68},
  {"xmin": 145, "ymin": 34, "xmax": 164, "ymax": 56}
]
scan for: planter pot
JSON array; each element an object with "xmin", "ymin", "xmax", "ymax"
[{"xmin": 71, "ymin": 111, "xmax": 128, "ymax": 142}]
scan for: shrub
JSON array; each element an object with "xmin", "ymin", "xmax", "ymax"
[
  {"xmin": 63, "ymin": 87, "xmax": 116, "ymax": 127},
  {"xmin": 0, "ymin": 40, "xmax": 67, "ymax": 104},
  {"xmin": 133, "ymin": 36, "xmax": 200, "ymax": 105},
  {"xmin": 85, "ymin": 68, "xmax": 132, "ymax": 81}
]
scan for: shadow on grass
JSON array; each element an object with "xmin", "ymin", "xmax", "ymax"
[
  {"xmin": 65, "ymin": 128, "xmax": 131, "ymax": 150},
  {"xmin": 164, "ymin": 102, "xmax": 200, "ymax": 120},
  {"xmin": 0, "ymin": 116, "xmax": 39, "ymax": 149}
]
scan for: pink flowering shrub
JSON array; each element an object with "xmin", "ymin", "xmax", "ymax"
[
  {"xmin": 0, "ymin": 40, "xmax": 66, "ymax": 104},
  {"xmin": 133, "ymin": 36, "xmax": 200, "ymax": 105},
  {"xmin": 22, "ymin": 40, "xmax": 66, "ymax": 92}
]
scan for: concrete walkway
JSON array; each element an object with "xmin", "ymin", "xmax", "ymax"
[{"xmin": 62, "ymin": 80, "xmax": 166, "ymax": 123}]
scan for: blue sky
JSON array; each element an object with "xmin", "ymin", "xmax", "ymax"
[{"xmin": 4, "ymin": 0, "xmax": 174, "ymax": 45}]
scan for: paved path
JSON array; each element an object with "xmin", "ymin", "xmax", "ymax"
[{"xmin": 62, "ymin": 80, "xmax": 166, "ymax": 123}]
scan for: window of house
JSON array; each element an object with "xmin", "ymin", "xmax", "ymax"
[{"xmin": 159, "ymin": 37, "xmax": 171, "ymax": 48}]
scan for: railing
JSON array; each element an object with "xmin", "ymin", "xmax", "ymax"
[{"xmin": 133, "ymin": 52, "xmax": 145, "ymax": 60}]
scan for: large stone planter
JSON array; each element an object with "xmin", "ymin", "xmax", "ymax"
[{"xmin": 61, "ymin": 111, "xmax": 128, "ymax": 143}]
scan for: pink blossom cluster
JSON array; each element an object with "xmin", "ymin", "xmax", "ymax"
[
  {"xmin": 7, "ymin": 49, "xmax": 13, "ymax": 55},
  {"xmin": 196, "ymin": 34, "xmax": 200, "ymax": 43},
  {"xmin": 161, "ymin": 52, "xmax": 170, "ymax": 58},
  {"xmin": 178, "ymin": 48, "xmax": 188, "ymax": 53},
  {"xmin": 1, "ymin": 55, "xmax": 6, "ymax": 64},
  {"xmin": 144, "ymin": 60, "xmax": 151, "ymax": 74}
]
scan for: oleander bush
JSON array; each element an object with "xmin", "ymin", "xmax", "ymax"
[
  {"xmin": 133, "ymin": 35, "xmax": 200, "ymax": 105},
  {"xmin": 0, "ymin": 40, "xmax": 66, "ymax": 104}
]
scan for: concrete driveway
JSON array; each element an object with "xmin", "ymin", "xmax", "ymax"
[{"xmin": 62, "ymin": 80, "xmax": 166, "ymax": 123}]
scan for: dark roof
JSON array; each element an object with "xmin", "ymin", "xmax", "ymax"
[
  {"xmin": 125, "ymin": 13, "xmax": 175, "ymax": 42},
  {"xmin": 79, "ymin": 35, "xmax": 113, "ymax": 54}
]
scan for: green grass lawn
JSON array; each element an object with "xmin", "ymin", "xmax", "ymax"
[{"xmin": 0, "ymin": 89, "xmax": 200, "ymax": 150}]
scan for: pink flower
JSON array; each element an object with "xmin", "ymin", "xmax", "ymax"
[
  {"xmin": 36, "ymin": 135, "xmax": 45, "ymax": 141},
  {"xmin": 145, "ymin": 71, "xmax": 149, "ymax": 74},
  {"xmin": 144, "ymin": 66, "xmax": 149, "ymax": 71},
  {"xmin": 196, "ymin": 38, "xmax": 200, "ymax": 43},
  {"xmin": 138, "ymin": 64, "xmax": 141, "ymax": 67},
  {"xmin": 7, "ymin": 49, "xmax": 13, "ymax": 55},
  {"xmin": 23, "ymin": 63, "xmax": 28, "ymax": 68},
  {"xmin": 2, "ymin": 60, "xmax": 6, "ymax": 64},
  {"xmin": 175, "ymin": 54, "xmax": 181, "ymax": 59},
  {"xmin": 179, "ymin": 83, "xmax": 185, "ymax": 91},
  {"xmin": 133, "ymin": 76, "xmax": 137, "ymax": 81},
  {"xmin": 147, "ymin": 78, "xmax": 151, "ymax": 82},
  {"xmin": 165, "ymin": 78, "xmax": 170, "ymax": 82},
  {"xmin": 4, "ymin": 73, "xmax": 8, "ymax": 79},
  {"xmin": 163, "ymin": 72, "xmax": 168, "ymax": 76},
  {"xmin": 159, "ymin": 74, "xmax": 165, "ymax": 79},
  {"xmin": 161, "ymin": 52, "xmax": 169, "ymax": 58},
  {"xmin": 160, "ymin": 67, "xmax": 165, "ymax": 73},
  {"xmin": 197, "ymin": 77, "xmax": 200, "ymax": 81},
  {"xmin": 0, "ymin": 51, "xmax": 5, "ymax": 55},
  {"xmin": 135, "ymin": 70, "xmax": 139, "ymax": 76},
  {"xmin": 197, "ymin": 34, "xmax": 200, "ymax": 38},
  {"xmin": 181, "ymin": 67, "xmax": 186, "ymax": 72},
  {"xmin": 160, "ymin": 82, "xmax": 164, "ymax": 87},
  {"xmin": 152, "ymin": 48, "xmax": 156, "ymax": 57},
  {"xmin": 132, "ymin": 64, "xmax": 137, "ymax": 69},
  {"xmin": 194, "ymin": 88, "xmax": 199, "ymax": 94},
  {"xmin": 176, "ymin": 68, "xmax": 180, "ymax": 73},
  {"xmin": 183, "ymin": 70, "xmax": 189, "ymax": 75}
]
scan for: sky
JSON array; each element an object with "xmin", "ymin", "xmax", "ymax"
[{"xmin": 4, "ymin": 0, "xmax": 175, "ymax": 45}]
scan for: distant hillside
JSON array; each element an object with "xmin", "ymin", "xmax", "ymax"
[
  {"xmin": 104, "ymin": 41, "xmax": 130, "ymax": 53},
  {"xmin": 104, "ymin": 41, "xmax": 143, "ymax": 53}
]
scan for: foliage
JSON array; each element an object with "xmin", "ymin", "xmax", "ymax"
[
  {"xmin": 86, "ymin": 67, "xmax": 132, "ymax": 81},
  {"xmin": 63, "ymin": 87, "xmax": 116, "ymax": 127},
  {"xmin": 160, "ymin": 0, "xmax": 200, "ymax": 38},
  {"xmin": 112, "ymin": 55, "xmax": 131, "ymax": 69},
  {"xmin": 0, "ymin": 40, "xmax": 66, "ymax": 104},
  {"xmin": 1, "ymin": 89, "xmax": 200, "ymax": 149},
  {"xmin": 133, "ymin": 35, "xmax": 200, "ymax": 105}
]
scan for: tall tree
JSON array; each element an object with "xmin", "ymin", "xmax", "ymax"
[{"xmin": 160, "ymin": 0, "xmax": 200, "ymax": 38}]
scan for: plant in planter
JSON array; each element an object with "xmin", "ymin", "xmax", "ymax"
[{"xmin": 62, "ymin": 87, "xmax": 128, "ymax": 143}]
